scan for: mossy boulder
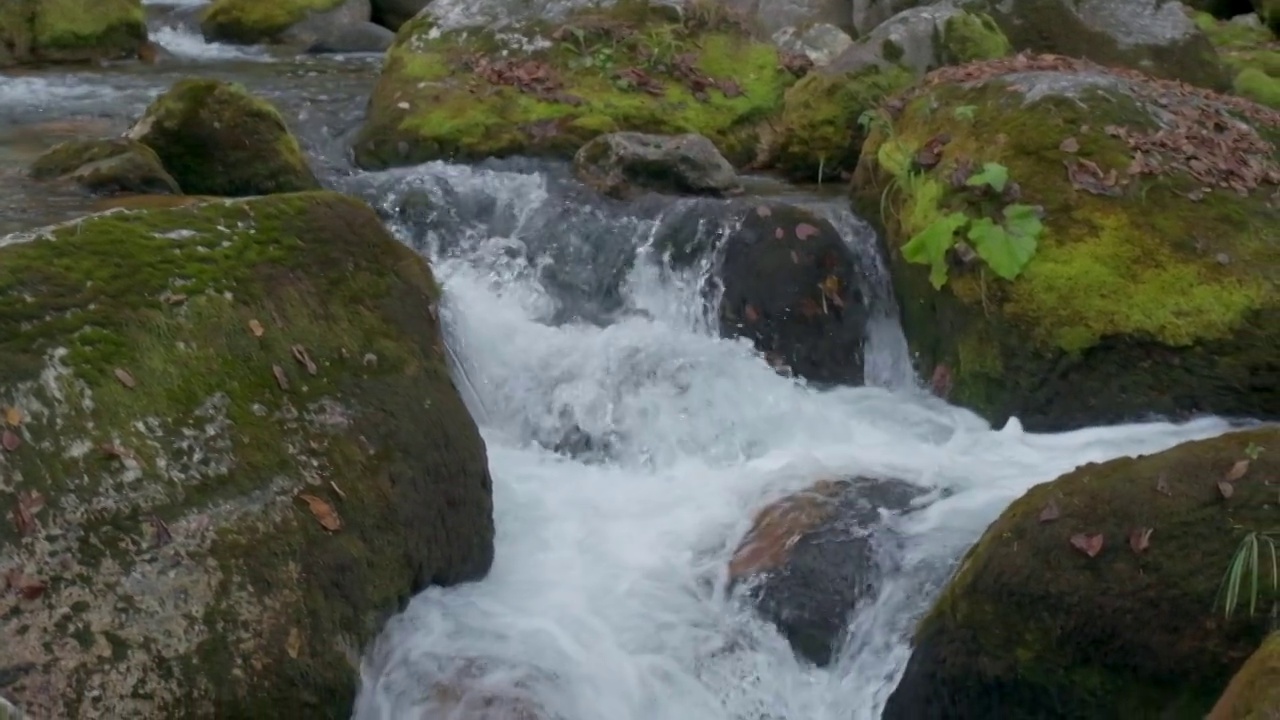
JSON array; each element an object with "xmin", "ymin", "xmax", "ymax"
[
  {"xmin": 964, "ymin": 0, "xmax": 1230, "ymax": 90},
  {"xmin": 1209, "ymin": 631, "xmax": 1280, "ymax": 719},
  {"xmin": 0, "ymin": 191, "xmax": 495, "ymax": 719},
  {"xmin": 1196, "ymin": 11, "xmax": 1280, "ymax": 109},
  {"xmin": 852, "ymin": 56, "xmax": 1280, "ymax": 431},
  {"xmin": 774, "ymin": 7, "xmax": 1008, "ymax": 182},
  {"xmin": 353, "ymin": 0, "xmax": 796, "ymax": 169},
  {"xmin": 200, "ymin": 0, "xmax": 348, "ymax": 44},
  {"xmin": 0, "ymin": 0, "xmax": 147, "ymax": 67},
  {"xmin": 884, "ymin": 427, "xmax": 1280, "ymax": 718},
  {"xmin": 127, "ymin": 79, "xmax": 320, "ymax": 197},
  {"xmin": 28, "ymin": 138, "xmax": 180, "ymax": 195}
]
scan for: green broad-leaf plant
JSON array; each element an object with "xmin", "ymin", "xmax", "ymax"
[{"xmin": 899, "ymin": 160, "xmax": 1045, "ymax": 290}]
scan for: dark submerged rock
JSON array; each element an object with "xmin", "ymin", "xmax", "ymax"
[
  {"xmin": 730, "ymin": 477, "xmax": 926, "ymax": 665},
  {"xmin": 718, "ymin": 203, "xmax": 869, "ymax": 386}
]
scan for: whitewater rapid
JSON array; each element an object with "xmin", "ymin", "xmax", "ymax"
[{"xmin": 344, "ymin": 161, "xmax": 1233, "ymax": 720}]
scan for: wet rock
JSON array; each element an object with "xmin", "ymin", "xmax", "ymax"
[
  {"xmin": 28, "ymin": 138, "xmax": 180, "ymax": 195},
  {"xmin": 127, "ymin": 78, "xmax": 320, "ymax": 197},
  {"xmin": 852, "ymin": 58, "xmax": 1280, "ymax": 431},
  {"xmin": 573, "ymin": 132, "xmax": 742, "ymax": 200},
  {"xmin": 353, "ymin": 1, "xmax": 792, "ymax": 169},
  {"xmin": 884, "ymin": 428, "xmax": 1279, "ymax": 718},
  {"xmin": 717, "ymin": 203, "xmax": 869, "ymax": 386},
  {"xmin": 306, "ymin": 20, "xmax": 395, "ymax": 53},
  {"xmin": 730, "ymin": 477, "xmax": 925, "ymax": 666},
  {"xmin": 0, "ymin": 0, "xmax": 148, "ymax": 67},
  {"xmin": 371, "ymin": 0, "xmax": 432, "ymax": 31},
  {"xmin": 0, "ymin": 191, "xmax": 495, "ymax": 719},
  {"xmin": 1209, "ymin": 631, "xmax": 1280, "ymax": 718}
]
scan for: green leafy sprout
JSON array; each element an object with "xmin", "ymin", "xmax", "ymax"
[
  {"xmin": 900, "ymin": 160, "xmax": 1045, "ymax": 290},
  {"xmin": 1216, "ymin": 530, "xmax": 1279, "ymax": 621}
]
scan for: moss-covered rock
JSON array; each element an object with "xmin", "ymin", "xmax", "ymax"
[
  {"xmin": 0, "ymin": 191, "xmax": 494, "ymax": 719},
  {"xmin": 0, "ymin": 0, "xmax": 147, "ymax": 67},
  {"xmin": 200, "ymin": 0, "xmax": 345, "ymax": 44},
  {"xmin": 773, "ymin": 7, "xmax": 1008, "ymax": 182},
  {"xmin": 852, "ymin": 56, "xmax": 1280, "ymax": 431},
  {"xmin": 1196, "ymin": 11, "xmax": 1280, "ymax": 109},
  {"xmin": 773, "ymin": 65, "xmax": 913, "ymax": 182},
  {"xmin": 884, "ymin": 428, "xmax": 1280, "ymax": 719},
  {"xmin": 28, "ymin": 138, "xmax": 180, "ymax": 195},
  {"xmin": 1257, "ymin": 0, "xmax": 1279, "ymax": 36},
  {"xmin": 127, "ymin": 78, "xmax": 320, "ymax": 197},
  {"xmin": 353, "ymin": 0, "xmax": 795, "ymax": 169},
  {"xmin": 573, "ymin": 131, "xmax": 741, "ymax": 198},
  {"xmin": 964, "ymin": 0, "xmax": 1230, "ymax": 90},
  {"xmin": 1209, "ymin": 631, "xmax": 1280, "ymax": 719}
]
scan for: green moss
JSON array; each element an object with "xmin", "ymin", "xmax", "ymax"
[
  {"xmin": 1210, "ymin": 632, "xmax": 1280, "ymax": 718},
  {"xmin": 940, "ymin": 12, "xmax": 1012, "ymax": 64},
  {"xmin": 354, "ymin": 0, "xmax": 794, "ymax": 169},
  {"xmin": 130, "ymin": 78, "xmax": 319, "ymax": 197},
  {"xmin": 1235, "ymin": 67, "xmax": 1280, "ymax": 107},
  {"xmin": 853, "ymin": 72, "xmax": 1279, "ymax": 429},
  {"xmin": 32, "ymin": 0, "xmax": 145, "ymax": 56},
  {"xmin": 773, "ymin": 65, "xmax": 914, "ymax": 181},
  {"xmin": 0, "ymin": 191, "xmax": 494, "ymax": 716},
  {"xmin": 889, "ymin": 429, "xmax": 1280, "ymax": 718},
  {"xmin": 0, "ymin": 0, "xmax": 146, "ymax": 65},
  {"xmin": 201, "ymin": 0, "xmax": 343, "ymax": 44}
]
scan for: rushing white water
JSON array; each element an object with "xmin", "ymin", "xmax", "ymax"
[
  {"xmin": 148, "ymin": 24, "xmax": 272, "ymax": 61},
  {"xmin": 346, "ymin": 161, "xmax": 1234, "ymax": 720}
]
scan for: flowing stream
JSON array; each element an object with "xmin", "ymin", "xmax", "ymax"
[{"xmin": 0, "ymin": 19, "xmax": 1240, "ymax": 720}]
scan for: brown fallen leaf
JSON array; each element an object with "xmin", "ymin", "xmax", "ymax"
[
  {"xmin": 755, "ymin": 205, "xmax": 772, "ymax": 218},
  {"xmin": 1225, "ymin": 459, "xmax": 1250, "ymax": 482},
  {"xmin": 291, "ymin": 345, "xmax": 318, "ymax": 376},
  {"xmin": 298, "ymin": 494, "xmax": 342, "ymax": 532},
  {"xmin": 1, "ymin": 429, "xmax": 20, "ymax": 452},
  {"xmin": 114, "ymin": 368, "xmax": 137, "ymax": 389},
  {"xmin": 272, "ymin": 364, "xmax": 290, "ymax": 391},
  {"xmin": 744, "ymin": 304, "xmax": 760, "ymax": 323},
  {"xmin": 1070, "ymin": 533, "xmax": 1104, "ymax": 558},
  {"xmin": 162, "ymin": 293, "xmax": 188, "ymax": 305},
  {"xmin": 150, "ymin": 514, "xmax": 173, "ymax": 548},
  {"xmin": 1059, "ymin": 137, "xmax": 1080, "ymax": 153},
  {"xmin": 286, "ymin": 627, "xmax": 302, "ymax": 659},
  {"xmin": 3, "ymin": 406, "xmax": 21, "ymax": 427},
  {"xmin": 795, "ymin": 223, "xmax": 820, "ymax": 241},
  {"xmin": 249, "ymin": 319, "xmax": 265, "ymax": 338},
  {"xmin": 774, "ymin": 227, "xmax": 784, "ymax": 240},
  {"xmin": 1038, "ymin": 500, "xmax": 1061, "ymax": 523},
  {"xmin": 2, "ymin": 567, "xmax": 44, "ymax": 600},
  {"xmin": 1129, "ymin": 527, "xmax": 1153, "ymax": 554},
  {"xmin": 1155, "ymin": 474, "xmax": 1171, "ymax": 496},
  {"xmin": 1218, "ymin": 480, "xmax": 1235, "ymax": 499},
  {"xmin": 18, "ymin": 491, "xmax": 44, "ymax": 516},
  {"xmin": 929, "ymin": 364, "xmax": 953, "ymax": 399}
]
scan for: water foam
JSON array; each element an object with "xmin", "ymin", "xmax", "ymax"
[{"xmin": 347, "ymin": 161, "xmax": 1234, "ymax": 719}]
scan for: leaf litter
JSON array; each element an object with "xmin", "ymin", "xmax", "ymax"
[{"xmin": 905, "ymin": 53, "xmax": 1279, "ymax": 198}]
